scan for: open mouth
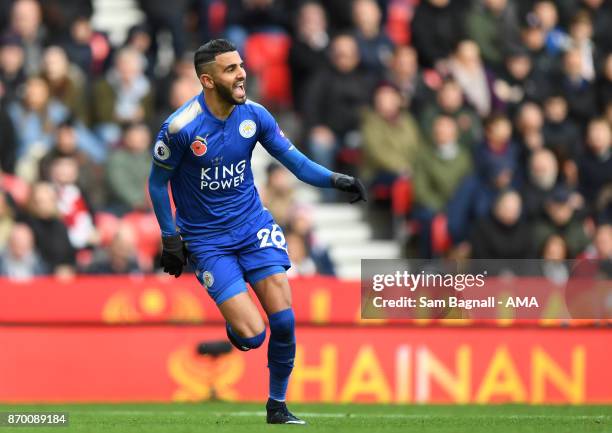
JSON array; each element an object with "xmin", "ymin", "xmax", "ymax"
[{"xmin": 233, "ymin": 81, "xmax": 246, "ymax": 98}]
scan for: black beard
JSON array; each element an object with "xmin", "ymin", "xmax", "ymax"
[{"xmin": 216, "ymin": 82, "xmax": 246, "ymax": 105}]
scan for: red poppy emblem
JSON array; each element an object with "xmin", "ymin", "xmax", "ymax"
[{"xmin": 191, "ymin": 140, "xmax": 207, "ymax": 156}]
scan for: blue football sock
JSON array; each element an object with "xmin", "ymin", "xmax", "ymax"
[{"xmin": 267, "ymin": 308, "xmax": 295, "ymax": 402}]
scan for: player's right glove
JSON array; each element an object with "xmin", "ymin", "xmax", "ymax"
[
  {"xmin": 160, "ymin": 234, "xmax": 187, "ymax": 277},
  {"xmin": 332, "ymin": 173, "xmax": 368, "ymax": 204}
]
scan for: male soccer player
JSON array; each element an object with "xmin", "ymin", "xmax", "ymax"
[{"xmin": 148, "ymin": 39, "xmax": 366, "ymax": 424}]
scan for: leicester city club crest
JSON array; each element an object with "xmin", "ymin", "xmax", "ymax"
[
  {"xmin": 203, "ymin": 271, "xmax": 214, "ymax": 288},
  {"xmin": 239, "ymin": 120, "xmax": 256, "ymax": 138}
]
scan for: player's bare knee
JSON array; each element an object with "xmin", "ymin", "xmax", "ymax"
[
  {"xmin": 232, "ymin": 318, "xmax": 265, "ymax": 339},
  {"xmin": 263, "ymin": 274, "xmax": 292, "ymax": 310}
]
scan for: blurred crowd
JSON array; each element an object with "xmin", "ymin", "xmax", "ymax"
[{"xmin": 0, "ymin": 0, "xmax": 611, "ymax": 280}]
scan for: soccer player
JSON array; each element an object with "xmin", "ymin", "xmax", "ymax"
[{"xmin": 148, "ymin": 39, "xmax": 366, "ymax": 424}]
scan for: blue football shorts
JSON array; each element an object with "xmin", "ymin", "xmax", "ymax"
[{"xmin": 184, "ymin": 210, "xmax": 291, "ymax": 305}]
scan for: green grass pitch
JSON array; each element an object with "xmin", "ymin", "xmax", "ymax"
[{"xmin": 0, "ymin": 403, "xmax": 609, "ymax": 433}]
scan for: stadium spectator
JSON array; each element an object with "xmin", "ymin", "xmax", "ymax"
[
  {"xmin": 321, "ymin": 0, "xmax": 354, "ymax": 33},
  {"xmin": 105, "ymin": 122, "xmax": 152, "ymax": 215},
  {"xmin": 91, "ymin": 47, "xmax": 153, "ymax": 145},
  {"xmin": 411, "ymin": 0, "xmax": 465, "ymax": 69},
  {"xmin": 521, "ymin": 148, "xmax": 560, "ymax": 220},
  {"xmin": 530, "ymin": 1, "xmax": 568, "ymax": 56},
  {"xmin": 533, "ymin": 186, "xmax": 590, "ymax": 258},
  {"xmin": 539, "ymin": 234, "xmax": 570, "ymax": 284},
  {"xmin": 0, "ymin": 92, "xmax": 17, "ymax": 173},
  {"xmin": 554, "ymin": 47, "xmax": 598, "ymax": 125},
  {"xmin": 465, "ymin": 0, "xmax": 521, "ymax": 70},
  {"xmin": 303, "ymin": 33, "xmax": 376, "ymax": 171},
  {"xmin": 155, "ymin": 75, "xmax": 201, "ymax": 127},
  {"xmin": 578, "ymin": 118, "xmax": 612, "ymax": 206},
  {"xmin": 260, "ymin": 162, "xmax": 295, "ymax": 229},
  {"xmin": 514, "ymin": 102, "xmax": 545, "ymax": 158},
  {"xmin": 474, "ymin": 113, "xmax": 520, "ymax": 188},
  {"xmin": 136, "ymin": 0, "xmax": 189, "ymax": 61},
  {"xmin": 542, "ymin": 93, "xmax": 581, "ymax": 168},
  {"xmin": 9, "ymin": 75, "xmax": 104, "ymax": 172},
  {"xmin": 574, "ymin": 0, "xmax": 612, "ymax": 55},
  {"xmin": 40, "ymin": 45, "xmax": 87, "ymax": 122},
  {"xmin": 60, "ymin": 14, "xmax": 112, "ymax": 76},
  {"xmin": 493, "ymin": 46, "xmax": 547, "ymax": 117},
  {"xmin": 351, "ymin": 0, "xmax": 394, "ymax": 74},
  {"xmin": 9, "ymin": 0, "xmax": 45, "ymax": 75},
  {"xmin": 288, "ymin": 1, "xmax": 330, "ymax": 111},
  {"xmin": 447, "ymin": 114, "xmax": 519, "ymax": 243},
  {"xmin": 123, "ymin": 24, "xmax": 155, "ymax": 78},
  {"xmin": 8, "ymin": 76, "xmax": 69, "ymax": 180},
  {"xmin": 520, "ymin": 12, "xmax": 559, "ymax": 76},
  {"xmin": 38, "ymin": 118, "xmax": 105, "ymax": 208},
  {"xmin": 591, "ymin": 223, "xmax": 612, "ymax": 260},
  {"xmin": 448, "ymin": 40, "xmax": 500, "ymax": 118},
  {"xmin": 360, "ymin": 83, "xmax": 424, "ymax": 185},
  {"xmin": 0, "ymin": 222, "xmax": 47, "ymax": 280},
  {"xmin": 285, "ymin": 229, "xmax": 317, "ymax": 278},
  {"xmin": 0, "ymin": 33, "xmax": 26, "ymax": 104},
  {"xmin": 154, "ymin": 53, "xmax": 201, "ymax": 119},
  {"xmin": 470, "ymin": 189, "xmax": 534, "ymax": 259},
  {"xmin": 567, "ymin": 10, "xmax": 596, "ymax": 82},
  {"xmin": 21, "ymin": 181, "xmax": 76, "ymax": 274},
  {"xmin": 286, "ymin": 205, "xmax": 335, "ymax": 276},
  {"xmin": 39, "ymin": 0, "xmax": 93, "ymax": 44},
  {"xmin": 420, "ymin": 78, "xmax": 481, "ymax": 149},
  {"xmin": 48, "ymin": 155, "xmax": 98, "ymax": 250},
  {"xmin": 224, "ymin": 0, "xmax": 288, "ymax": 54},
  {"xmin": 413, "ymin": 115, "xmax": 473, "ymax": 257},
  {"xmin": 0, "ymin": 191, "xmax": 15, "ymax": 250},
  {"xmin": 597, "ymin": 53, "xmax": 612, "ymax": 110},
  {"xmin": 85, "ymin": 222, "xmax": 141, "ymax": 274},
  {"xmin": 384, "ymin": 45, "xmax": 432, "ymax": 114},
  {"xmin": 541, "ymin": 233, "xmax": 568, "ymax": 260}
]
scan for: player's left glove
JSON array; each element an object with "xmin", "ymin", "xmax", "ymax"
[
  {"xmin": 332, "ymin": 173, "xmax": 367, "ymax": 204},
  {"xmin": 160, "ymin": 234, "xmax": 187, "ymax": 277}
]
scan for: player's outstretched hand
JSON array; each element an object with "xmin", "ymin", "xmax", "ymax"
[
  {"xmin": 332, "ymin": 173, "xmax": 368, "ymax": 204},
  {"xmin": 161, "ymin": 234, "xmax": 187, "ymax": 277}
]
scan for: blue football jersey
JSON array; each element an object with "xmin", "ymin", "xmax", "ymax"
[{"xmin": 151, "ymin": 92, "xmax": 291, "ymax": 238}]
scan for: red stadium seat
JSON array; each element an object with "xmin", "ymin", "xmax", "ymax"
[
  {"xmin": 390, "ymin": 176, "xmax": 414, "ymax": 241},
  {"xmin": 431, "ymin": 213, "xmax": 452, "ymax": 255},
  {"xmin": 1, "ymin": 174, "xmax": 30, "ymax": 207},
  {"xmin": 385, "ymin": 0, "xmax": 417, "ymax": 45},
  {"xmin": 95, "ymin": 212, "xmax": 120, "ymax": 247},
  {"xmin": 244, "ymin": 33, "xmax": 292, "ymax": 108},
  {"xmin": 122, "ymin": 212, "xmax": 161, "ymax": 270},
  {"xmin": 208, "ymin": 0, "xmax": 227, "ymax": 37},
  {"xmin": 391, "ymin": 176, "xmax": 413, "ymax": 216}
]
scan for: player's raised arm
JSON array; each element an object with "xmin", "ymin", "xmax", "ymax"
[{"xmin": 256, "ymin": 104, "xmax": 367, "ymax": 203}]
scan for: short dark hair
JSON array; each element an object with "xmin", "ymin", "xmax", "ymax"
[{"xmin": 194, "ymin": 39, "xmax": 237, "ymax": 76}]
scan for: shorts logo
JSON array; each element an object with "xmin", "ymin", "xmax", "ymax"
[
  {"xmin": 154, "ymin": 140, "xmax": 171, "ymax": 160},
  {"xmin": 239, "ymin": 120, "xmax": 257, "ymax": 138},
  {"xmin": 203, "ymin": 271, "xmax": 214, "ymax": 288},
  {"xmin": 191, "ymin": 137, "xmax": 207, "ymax": 157}
]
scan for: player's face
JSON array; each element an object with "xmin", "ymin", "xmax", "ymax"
[{"xmin": 212, "ymin": 51, "xmax": 247, "ymax": 105}]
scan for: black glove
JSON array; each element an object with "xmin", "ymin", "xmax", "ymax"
[
  {"xmin": 332, "ymin": 173, "xmax": 367, "ymax": 204},
  {"xmin": 161, "ymin": 234, "xmax": 187, "ymax": 277}
]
